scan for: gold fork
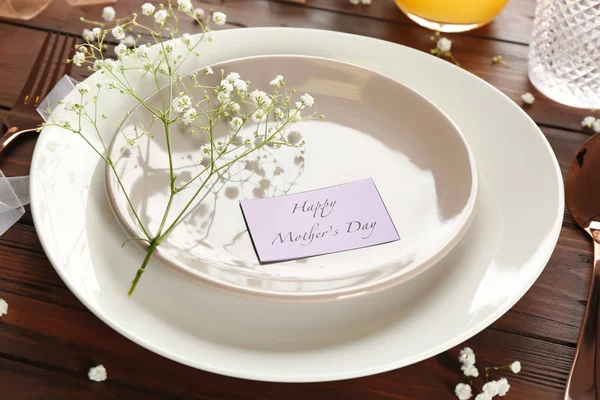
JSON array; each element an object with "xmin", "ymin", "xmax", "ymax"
[{"xmin": 0, "ymin": 32, "xmax": 76, "ymax": 156}]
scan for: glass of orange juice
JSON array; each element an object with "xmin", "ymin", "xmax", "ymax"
[{"xmin": 394, "ymin": 0, "xmax": 510, "ymax": 33}]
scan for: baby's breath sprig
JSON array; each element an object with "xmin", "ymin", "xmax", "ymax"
[
  {"xmin": 47, "ymin": 1, "xmax": 321, "ymax": 295},
  {"xmin": 455, "ymin": 347, "xmax": 520, "ymax": 399},
  {"xmin": 429, "ymin": 32, "xmax": 460, "ymax": 66}
]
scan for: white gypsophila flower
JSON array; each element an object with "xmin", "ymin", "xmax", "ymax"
[
  {"xmin": 234, "ymin": 79, "xmax": 247, "ymax": 92},
  {"xmin": 0, "ymin": 298, "xmax": 7, "ymax": 316},
  {"xmin": 437, "ymin": 37, "xmax": 452, "ymax": 53},
  {"xmin": 474, "ymin": 394, "xmax": 491, "ymax": 400},
  {"xmin": 213, "ymin": 11, "xmax": 227, "ymax": 25},
  {"xmin": 274, "ymin": 108, "xmax": 284, "ymax": 120},
  {"xmin": 295, "ymin": 101, "xmax": 304, "ymax": 110},
  {"xmin": 510, "ymin": 361, "xmax": 521, "ymax": 374},
  {"xmin": 349, "ymin": 0, "xmax": 360, "ymax": 4},
  {"xmin": 93, "ymin": 59, "xmax": 104, "ymax": 70},
  {"xmin": 92, "ymin": 27, "xmax": 101, "ymax": 39},
  {"xmin": 82, "ymin": 29, "xmax": 95, "ymax": 42},
  {"xmin": 111, "ymin": 26, "xmax": 125, "ymax": 40},
  {"xmin": 521, "ymin": 92, "xmax": 535, "ymax": 105},
  {"xmin": 204, "ymin": 66, "xmax": 213, "ymax": 75},
  {"xmin": 593, "ymin": 119, "xmax": 600, "ymax": 133},
  {"xmin": 178, "ymin": 0, "xmax": 193, "ymax": 13},
  {"xmin": 461, "ymin": 363, "xmax": 479, "ymax": 378},
  {"xmin": 88, "ymin": 365, "xmax": 107, "ymax": 382},
  {"xmin": 182, "ymin": 33, "xmax": 192, "ymax": 45},
  {"xmin": 482, "ymin": 381, "xmax": 499, "ymax": 396},
  {"xmin": 454, "ymin": 383, "xmax": 472, "ymax": 400},
  {"xmin": 142, "ymin": 3, "xmax": 155, "ymax": 16},
  {"xmin": 103, "ymin": 58, "xmax": 116, "ymax": 70},
  {"xmin": 229, "ymin": 103, "xmax": 240, "ymax": 113},
  {"xmin": 217, "ymin": 91, "xmax": 230, "ymax": 104},
  {"xmin": 194, "ymin": 7, "xmax": 205, "ymax": 18},
  {"xmin": 182, "ymin": 108, "xmax": 197, "ymax": 126},
  {"xmin": 458, "ymin": 347, "xmax": 476, "ymax": 366},
  {"xmin": 300, "ymin": 93, "xmax": 314, "ymax": 107},
  {"xmin": 172, "ymin": 93, "xmax": 192, "ymax": 113},
  {"xmin": 135, "ymin": 44, "xmax": 149, "ymax": 57},
  {"xmin": 496, "ymin": 378, "xmax": 510, "ymax": 396},
  {"xmin": 250, "ymin": 89, "xmax": 271, "ymax": 108},
  {"xmin": 582, "ymin": 116, "xmax": 596, "ymax": 128},
  {"xmin": 121, "ymin": 35, "xmax": 135, "ymax": 48},
  {"xmin": 252, "ymin": 109, "xmax": 265, "ymax": 123},
  {"xmin": 115, "ymin": 43, "xmax": 127, "ymax": 57},
  {"xmin": 230, "ymin": 117, "xmax": 243, "ymax": 130},
  {"xmin": 102, "ymin": 6, "xmax": 116, "ymax": 21},
  {"xmin": 287, "ymin": 131, "xmax": 302, "ymax": 145},
  {"xmin": 220, "ymin": 80, "xmax": 234, "ymax": 94},
  {"xmin": 270, "ymin": 75, "xmax": 284, "ymax": 87},
  {"xmin": 154, "ymin": 9, "xmax": 168, "ymax": 24},
  {"xmin": 72, "ymin": 52, "xmax": 85, "ymax": 67},
  {"xmin": 76, "ymin": 83, "xmax": 89, "ymax": 94},
  {"xmin": 226, "ymin": 72, "xmax": 240, "ymax": 82}
]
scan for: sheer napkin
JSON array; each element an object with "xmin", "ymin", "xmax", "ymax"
[{"xmin": 0, "ymin": 75, "xmax": 77, "ymax": 235}]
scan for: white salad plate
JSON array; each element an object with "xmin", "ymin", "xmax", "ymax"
[
  {"xmin": 30, "ymin": 28, "xmax": 563, "ymax": 382},
  {"xmin": 106, "ymin": 54, "xmax": 478, "ymax": 301}
]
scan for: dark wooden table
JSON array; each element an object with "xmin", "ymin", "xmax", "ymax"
[{"xmin": 0, "ymin": 0, "xmax": 592, "ymax": 398}]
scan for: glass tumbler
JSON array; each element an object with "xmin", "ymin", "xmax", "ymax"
[{"xmin": 529, "ymin": 0, "xmax": 600, "ymax": 108}]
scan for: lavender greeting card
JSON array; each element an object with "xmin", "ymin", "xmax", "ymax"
[{"xmin": 239, "ymin": 178, "xmax": 400, "ymax": 263}]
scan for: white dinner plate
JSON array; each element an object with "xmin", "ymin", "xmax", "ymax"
[
  {"xmin": 106, "ymin": 54, "xmax": 478, "ymax": 301},
  {"xmin": 30, "ymin": 28, "xmax": 563, "ymax": 382}
]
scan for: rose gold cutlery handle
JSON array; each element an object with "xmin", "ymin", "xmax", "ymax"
[
  {"xmin": 0, "ymin": 128, "xmax": 37, "ymax": 157},
  {"xmin": 565, "ymin": 231, "xmax": 600, "ymax": 400}
]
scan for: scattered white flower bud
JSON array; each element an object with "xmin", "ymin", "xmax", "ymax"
[
  {"xmin": 510, "ymin": 361, "xmax": 521, "ymax": 374},
  {"xmin": 521, "ymin": 92, "xmax": 535, "ymax": 105},
  {"xmin": 437, "ymin": 37, "xmax": 452, "ymax": 53},
  {"xmin": 88, "ymin": 365, "xmax": 107, "ymax": 382},
  {"xmin": 454, "ymin": 383, "xmax": 472, "ymax": 400},
  {"xmin": 0, "ymin": 298, "xmax": 7, "ymax": 316},
  {"xmin": 482, "ymin": 380, "xmax": 499, "ymax": 396},
  {"xmin": 582, "ymin": 116, "xmax": 596, "ymax": 128},
  {"xmin": 496, "ymin": 378, "xmax": 510, "ymax": 396}
]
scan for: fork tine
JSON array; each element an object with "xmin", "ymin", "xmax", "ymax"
[
  {"xmin": 38, "ymin": 34, "xmax": 74, "ymax": 105},
  {"xmin": 63, "ymin": 35, "xmax": 77, "ymax": 77},
  {"xmin": 17, "ymin": 32, "xmax": 53, "ymax": 105},
  {"xmin": 29, "ymin": 32, "xmax": 63, "ymax": 106}
]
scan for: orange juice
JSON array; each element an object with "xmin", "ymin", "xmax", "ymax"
[{"xmin": 394, "ymin": 0, "xmax": 510, "ymax": 32}]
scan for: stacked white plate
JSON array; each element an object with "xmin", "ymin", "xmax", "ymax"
[{"xmin": 31, "ymin": 28, "xmax": 563, "ymax": 382}]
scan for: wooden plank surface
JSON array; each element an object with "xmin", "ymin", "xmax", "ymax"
[{"xmin": 0, "ymin": 0, "xmax": 592, "ymax": 399}]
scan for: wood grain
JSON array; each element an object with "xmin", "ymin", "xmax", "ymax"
[
  {"xmin": 0, "ymin": 0, "xmax": 591, "ymax": 132},
  {"xmin": 0, "ymin": 0, "xmax": 594, "ymax": 398}
]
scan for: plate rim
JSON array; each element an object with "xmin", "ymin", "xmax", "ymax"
[{"xmin": 30, "ymin": 27, "xmax": 564, "ymax": 382}]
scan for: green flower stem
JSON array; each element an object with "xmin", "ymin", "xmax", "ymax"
[{"xmin": 128, "ymin": 238, "xmax": 159, "ymax": 296}]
